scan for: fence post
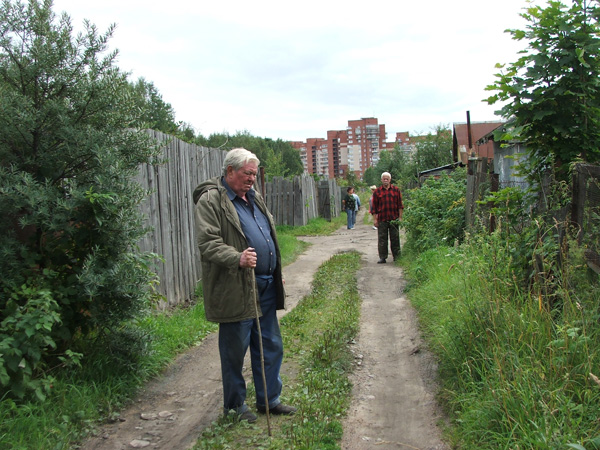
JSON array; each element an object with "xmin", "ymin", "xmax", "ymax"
[
  {"xmin": 489, "ymin": 173, "xmax": 499, "ymax": 233},
  {"xmin": 465, "ymin": 156, "xmax": 478, "ymax": 229}
]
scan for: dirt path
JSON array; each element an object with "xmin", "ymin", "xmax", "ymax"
[{"xmin": 81, "ymin": 211, "xmax": 448, "ymax": 450}]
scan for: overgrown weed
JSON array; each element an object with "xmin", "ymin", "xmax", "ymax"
[{"xmin": 405, "ymin": 225, "xmax": 600, "ymax": 449}]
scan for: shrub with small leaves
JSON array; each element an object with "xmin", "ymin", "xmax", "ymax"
[
  {"xmin": 401, "ymin": 169, "xmax": 467, "ymax": 255},
  {"xmin": 0, "ymin": 0, "xmax": 161, "ymax": 399}
]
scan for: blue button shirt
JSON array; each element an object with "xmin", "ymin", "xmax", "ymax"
[{"xmin": 222, "ymin": 178, "xmax": 277, "ymax": 276}]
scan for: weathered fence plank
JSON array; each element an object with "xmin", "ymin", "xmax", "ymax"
[{"xmin": 136, "ymin": 131, "xmax": 339, "ymax": 307}]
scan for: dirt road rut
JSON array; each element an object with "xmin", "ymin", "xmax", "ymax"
[{"xmin": 81, "ymin": 211, "xmax": 448, "ymax": 449}]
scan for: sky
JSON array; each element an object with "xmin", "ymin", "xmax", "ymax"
[{"xmin": 52, "ymin": 0, "xmax": 533, "ymax": 142}]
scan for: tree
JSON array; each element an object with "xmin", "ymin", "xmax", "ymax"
[
  {"xmin": 375, "ymin": 147, "xmax": 409, "ymax": 188},
  {"xmin": 412, "ymin": 125, "xmax": 453, "ymax": 172},
  {"xmin": 344, "ymin": 170, "xmax": 359, "ymax": 188},
  {"xmin": 196, "ymin": 131, "xmax": 303, "ymax": 179},
  {"xmin": 129, "ymin": 77, "xmax": 179, "ymax": 134},
  {"xmin": 177, "ymin": 121, "xmax": 197, "ymax": 142},
  {"xmin": 362, "ymin": 166, "xmax": 379, "ymax": 186},
  {"xmin": 486, "ymin": 0, "xmax": 600, "ymax": 181},
  {"xmin": 0, "ymin": 0, "xmax": 161, "ymax": 398},
  {"xmin": 263, "ymin": 149, "xmax": 287, "ymax": 178},
  {"xmin": 373, "ymin": 125, "xmax": 452, "ymax": 190},
  {"xmin": 392, "ymin": 148, "xmax": 417, "ymax": 188},
  {"xmin": 274, "ymin": 139, "xmax": 304, "ymax": 177}
]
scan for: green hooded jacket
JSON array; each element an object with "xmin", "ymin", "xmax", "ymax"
[{"xmin": 192, "ymin": 176, "xmax": 286, "ymax": 323}]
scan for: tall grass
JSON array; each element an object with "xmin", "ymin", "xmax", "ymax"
[{"xmin": 405, "ymin": 230, "xmax": 600, "ymax": 449}]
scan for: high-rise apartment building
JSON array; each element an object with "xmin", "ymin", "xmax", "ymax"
[
  {"xmin": 326, "ymin": 130, "xmax": 347, "ymax": 179},
  {"xmin": 346, "ymin": 118, "xmax": 389, "ymax": 177},
  {"xmin": 304, "ymin": 137, "xmax": 329, "ymax": 177},
  {"xmin": 292, "ymin": 117, "xmax": 406, "ymax": 178}
]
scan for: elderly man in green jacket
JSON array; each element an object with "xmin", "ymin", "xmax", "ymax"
[{"xmin": 193, "ymin": 148, "xmax": 296, "ymax": 423}]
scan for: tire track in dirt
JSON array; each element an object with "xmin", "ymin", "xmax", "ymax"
[
  {"xmin": 80, "ymin": 211, "xmax": 448, "ymax": 449},
  {"xmin": 340, "ymin": 235, "xmax": 449, "ymax": 449}
]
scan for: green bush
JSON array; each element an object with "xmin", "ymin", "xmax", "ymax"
[
  {"xmin": 0, "ymin": 281, "xmax": 61, "ymax": 401},
  {"xmin": 401, "ymin": 168, "xmax": 466, "ymax": 254},
  {"xmin": 0, "ymin": 0, "xmax": 161, "ymax": 399}
]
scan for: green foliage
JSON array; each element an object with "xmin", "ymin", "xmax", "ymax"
[
  {"xmin": 195, "ymin": 130, "xmax": 304, "ymax": 179},
  {"xmin": 343, "ymin": 170, "xmax": 361, "ymax": 189},
  {"xmin": 401, "ymin": 169, "xmax": 467, "ymax": 255},
  {"xmin": 0, "ymin": 281, "xmax": 62, "ymax": 401},
  {"xmin": 373, "ymin": 146, "xmax": 402, "ymax": 186},
  {"xmin": 478, "ymin": 186, "xmax": 539, "ymax": 287},
  {"xmin": 480, "ymin": 176, "xmax": 574, "ymax": 294},
  {"xmin": 405, "ymin": 225, "xmax": 600, "ymax": 449},
  {"xmin": 276, "ymin": 215, "xmax": 346, "ymax": 237},
  {"xmin": 486, "ymin": 0, "xmax": 600, "ymax": 182},
  {"xmin": 412, "ymin": 124, "xmax": 453, "ymax": 174},
  {"xmin": 482, "ymin": 186, "xmax": 531, "ymax": 235},
  {"xmin": 128, "ymin": 77, "xmax": 180, "ymax": 134},
  {"xmin": 0, "ymin": 0, "xmax": 162, "ymax": 398},
  {"xmin": 0, "ymin": 298, "xmax": 218, "ymax": 450},
  {"xmin": 362, "ymin": 166, "xmax": 379, "ymax": 186},
  {"xmin": 0, "ymin": 213, "xmax": 334, "ymax": 449}
]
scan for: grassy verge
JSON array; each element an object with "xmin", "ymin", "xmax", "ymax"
[
  {"xmin": 0, "ymin": 215, "xmax": 345, "ymax": 450},
  {"xmin": 193, "ymin": 251, "xmax": 361, "ymax": 449},
  {"xmin": 403, "ymin": 234, "xmax": 600, "ymax": 449}
]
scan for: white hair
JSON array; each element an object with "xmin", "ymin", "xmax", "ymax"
[
  {"xmin": 381, "ymin": 172, "xmax": 391, "ymax": 180},
  {"xmin": 222, "ymin": 148, "xmax": 260, "ymax": 175}
]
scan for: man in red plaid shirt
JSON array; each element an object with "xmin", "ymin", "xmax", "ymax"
[{"xmin": 372, "ymin": 172, "xmax": 404, "ymax": 264}]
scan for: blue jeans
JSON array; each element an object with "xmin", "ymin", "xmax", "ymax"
[
  {"xmin": 346, "ymin": 208, "xmax": 356, "ymax": 229},
  {"xmin": 218, "ymin": 275, "xmax": 283, "ymax": 414}
]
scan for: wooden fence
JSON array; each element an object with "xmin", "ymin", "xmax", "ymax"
[
  {"xmin": 571, "ymin": 164, "xmax": 600, "ymax": 273},
  {"xmin": 136, "ymin": 131, "xmax": 340, "ymax": 307},
  {"xmin": 465, "ymin": 157, "xmax": 497, "ymax": 229},
  {"xmin": 260, "ymin": 174, "xmax": 319, "ymax": 226},
  {"xmin": 467, "ymin": 158, "xmax": 600, "ymax": 273}
]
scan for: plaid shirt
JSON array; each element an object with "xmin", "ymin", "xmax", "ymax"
[{"xmin": 372, "ymin": 184, "xmax": 404, "ymax": 222}]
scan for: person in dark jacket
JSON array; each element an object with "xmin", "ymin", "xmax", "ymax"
[
  {"xmin": 193, "ymin": 148, "xmax": 296, "ymax": 423},
  {"xmin": 372, "ymin": 172, "xmax": 404, "ymax": 263},
  {"xmin": 342, "ymin": 186, "xmax": 357, "ymax": 229}
]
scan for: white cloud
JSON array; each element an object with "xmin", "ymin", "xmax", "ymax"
[{"xmin": 52, "ymin": 0, "xmax": 532, "ymax": 141}]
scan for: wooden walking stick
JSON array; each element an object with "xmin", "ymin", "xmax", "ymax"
[{"xmin": 252, "ymin": 268, "xmax": 272, "ymax": 436}]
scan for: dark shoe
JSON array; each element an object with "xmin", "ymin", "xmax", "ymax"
[
  {"xmin": 238, "ymin": 410, "xmax": 257, "ymax": 423},
  {"xmin": 257, "ymin": 403, "xmax": 297, "ymax": 415},
  {"xmin": 377, "ymin": 258, "xmax": 386, "ymax": 264}
]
